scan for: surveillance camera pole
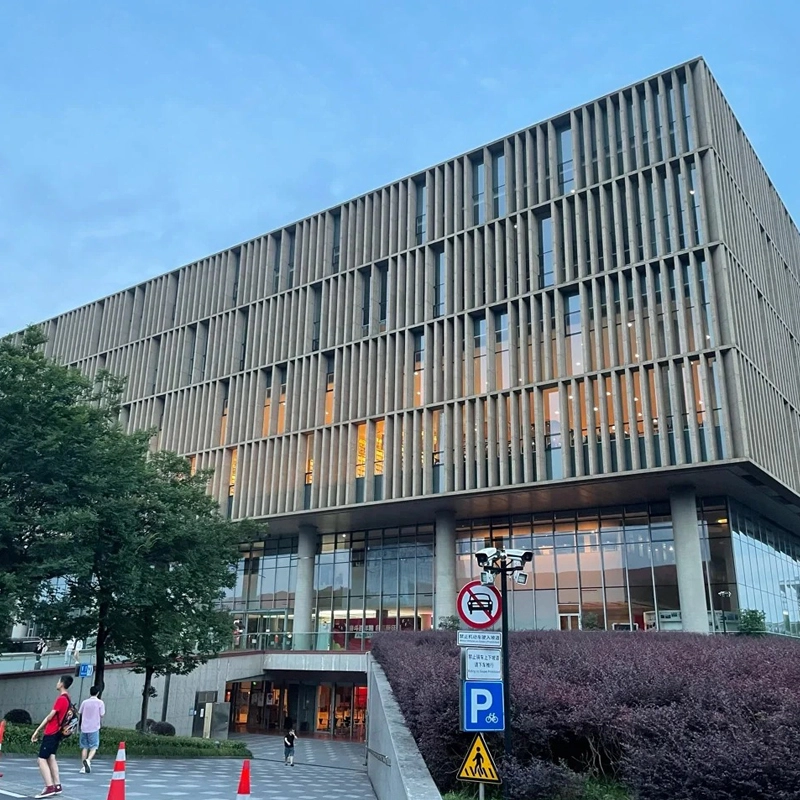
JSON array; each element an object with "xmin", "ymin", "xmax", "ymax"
[{"xmin": 498, "ymin": 556, "xmax": 512, "ymax": 763}]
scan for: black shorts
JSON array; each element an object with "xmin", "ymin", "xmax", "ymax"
[{"xmin": 38, "ymin": 733, "xmax": 62, "ymax": 759}]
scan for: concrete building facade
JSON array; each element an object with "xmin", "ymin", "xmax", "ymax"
[{"xmin": 11, "ymin": 57, "xmax": 800, "ymax": 736}]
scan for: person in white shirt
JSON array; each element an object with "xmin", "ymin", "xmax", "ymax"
[
  {"xmin": 63, "ymin": 638, "xmax": 75, "ymax": 666},
  {"xmin": 78, "ymin": 687, "xmax": 105, "ymax": 774}
]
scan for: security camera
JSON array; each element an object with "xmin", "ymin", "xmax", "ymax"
[
  {"xmin": 480, "ymin": 571, "xmax": 495, "ymax": 586},
  {"xmin": 505, "ymin": 548, "xmax": 533, "ymax": 563},
  {"xmin": 513, "ymin": 571, "xmax": 529, "ymax": 586},
  {"xmin": 475, "ymin": 547, "xmax": 501, "ymax": 567}
]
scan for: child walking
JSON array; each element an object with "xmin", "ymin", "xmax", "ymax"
[{"xmin": 283, "ymin": 728, "xmax": 297, "ymax": 766}]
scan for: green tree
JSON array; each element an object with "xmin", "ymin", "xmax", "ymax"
[
  {"xmin": 0, "ymin": 327, "xmax": 123, "ymax": 635},
  {"xmin": 1, "ymin": 330, "xmax": 248, "ymax": 700},
  {"xmin": 29, "ymin": 430, "xmax": 247, "ymax": 700},
  {"xmin": 118, "ymin": 451, "xmax": 245, "ymax": 730},
  {"xmin": 738, "ymin": 608, "xmax": 768, "ymax": 636}
]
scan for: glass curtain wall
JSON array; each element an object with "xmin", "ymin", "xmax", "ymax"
[
  {"xmin": 223, "ymin": 537, "xmax": 298, "ymax": 649},
  {"xmin": 729, "ymin": 501, "xmax": 800, "ymax": 636},
  {"xmin": 313, "ymin": 525, "xmax": 434, "ymax": 650},
  {"xmin": 456, "ymin": 504, "xmax": 682, "ymax": 631}
]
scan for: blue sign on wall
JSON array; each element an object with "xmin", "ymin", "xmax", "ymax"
[
  {"xmin": 460, "ymin": 680, "xmax": 505, "ymax": 732},
  {"xmin": 78, "ymin": 664, "xmax": 94, "ymax": 678}
]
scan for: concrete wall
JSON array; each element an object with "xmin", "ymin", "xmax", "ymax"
[
  {"xmin": 366, "ymin": 660, "xmax": 441, "ymax": 800},
  {"xmin": 0, "ymin": 652, "xmax": 266, "ymax": 738},
  {"xmin": 263, "ymin": 651, "xmax": 369, "ymax": 674}
]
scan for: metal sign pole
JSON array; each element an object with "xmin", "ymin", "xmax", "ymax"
[
  {"xmin": 479, "ymin": 782, "xmax": 485, "ymax": 800},
  {"xmin": 499, "ymin": 560, "xmax": 512, "ymax": 761}
]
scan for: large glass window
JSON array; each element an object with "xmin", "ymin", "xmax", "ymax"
[
  {"xmin": 454, "ymin": 502, "xmax": 683, "ymax": 632},
  {"xmin": 312, "ymin": 285, "xmax": 322, "ymax": 349},
  {"xmin": 688, "ymin": 162, "xmax": 703, "ymax": 243},
  {"xmin": 729, "ymin": 502, "xmax": 800, "ymax": 636},
  {"xmin": 361, "ymin": 270, "xmax": 371, "ymax": 332},
  {"xmin": 324, "ymin": 357, "xmax": 334, "ymax": 424},
  {"xmin": 538, "ymin": 215, "xmax": 554, "ymax": 288},
  {"xmin": 432, "ymin": 409, "xmax": 444, "ymax": 493},
  {"xmin": 272, "ymin": 236, "xmax": 282, "ymax": 293},
  {"xmin": 471, "ymin": 157, "xmax": 485, "ymax": 225},
  {"xmin": 378, "ymin": 263, "xmax": 388, "ymax": 331},
  {"xmin": 492, "ymin": 150, "xmax": 506, "ymax": 217},
  {"xmin": 287, "ymin": 229, "xmax": 296, "ymax": 288},
  {"xmin": 262, "ymin": 369, "xmax": 272, "ymax": 437},
  {"xmin": 355, "ymin": 423, "xmax": 367, "ymax": 502},
  {"xmin": 304, "ymin": 434, "xmax": 313, "ymax": 509},
  {"xmin": 543, "ymin": 387, "xmax": 562, "ymax": 479},
  {"xmin": 557, "ymin": 124, "xmax": 574, "ymax": 193},
  {"xmin": 434, "ymin": 251, "xmax": 445, "ymax": 317},
  {"xmin": 374, "ymin": 419, "xmax": 385, "ymax": 500},
  {"xmin": 473, "ymin": 316, "xmax": 487, "ymax": 393},
  {"xmin": 494, "ymin": 310, "xmax": 509, "ymax": 390},
  {"xmin": 276, "ymin": 366, "xmax": 287, "ymax": 433},
  {"xmin": 564, "ymin": 291, "xmax": 582, "ymax": 375},
  {"xmin": 413, "ymin": 330, "xmax": 425, "ymax": 406},
  {"xmin": 415, "ymin": 179, "xmax": 427, "ymax": 245},
  {"xmin": 679, "ymin": 75, "xmax": 693, "ymax": 150},
  {"xmin": 332, "ymin": 212, "xmax": 342, "ymax": 271}
]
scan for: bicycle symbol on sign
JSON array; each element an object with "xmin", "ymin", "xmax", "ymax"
[{"xmin": 485, "ymin": 712, "xmax": 499, "ymax": 724}]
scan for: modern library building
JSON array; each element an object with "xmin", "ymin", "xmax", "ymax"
[{"xmin": 16, "ymin": 57, "xmax": 800, "ymax": 736}]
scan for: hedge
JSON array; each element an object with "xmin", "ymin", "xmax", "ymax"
[
  {"xmin": 0, "ymin": 722, "xmax": 251, "ymax": 759},
  {"xmin": 372, "ymin": 630, "xmax": 800, "ymax": 800}
]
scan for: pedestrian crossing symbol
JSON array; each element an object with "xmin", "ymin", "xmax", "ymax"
[{"xmin": 457, "ymin": 733, "xmax": 501, "ymax": 785}]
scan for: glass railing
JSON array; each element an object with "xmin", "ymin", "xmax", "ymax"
[
  {"xmin": 230, "ymin": 630, "xmax": 374, "ymax": 653},
  {"xmin": 0, "ymin": 649, "xmax": 97, "ymax": 675}
]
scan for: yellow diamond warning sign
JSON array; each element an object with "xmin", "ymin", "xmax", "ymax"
[{"xmin": 457, "ymin": 733, "xmax": 501, "ymax": 785}]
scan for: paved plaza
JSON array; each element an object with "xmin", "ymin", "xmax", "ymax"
[{"xmin": 0, "ymin": 735, "xmax": 375, "ymax": 799}]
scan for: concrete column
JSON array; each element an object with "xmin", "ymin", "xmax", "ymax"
[
  {"xmin": 292, "ymin": 525, "xmax": 317, "ymax": 650},
  {"xmin": 434, "ymin": 511, "xmax": 457, "ymax": 627},
  {"xmin": 670, "ymin": 486, "xmax": 708, "ymax": 633}
]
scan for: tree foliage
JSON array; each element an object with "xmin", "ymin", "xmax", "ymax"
[
  {"xmin": 0, "ymin": 327, "xmax": 123, "ymax": 634},
  {"xmin": 1, "ymin": 329, "xmax": 249, "ymax": 706}
]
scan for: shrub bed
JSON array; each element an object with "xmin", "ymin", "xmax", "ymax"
[
  {"xmin": 0, "ymin": 722, "xmax": 251, "ymax": 759},
  {"xmin": 372, "ymin": 630, "xmax": 800, "ymax": 800}
]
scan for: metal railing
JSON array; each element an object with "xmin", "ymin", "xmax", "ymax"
[
  {"xmin": 0, "ymin": 649, "xmax": 97, "ymax": 675},
  {"xmin": 230, "ymin": 630, "xmax": 375, "ymax": 653}
]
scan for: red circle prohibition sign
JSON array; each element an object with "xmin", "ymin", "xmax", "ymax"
[{"xmin": 457, "ymin": 580, "xmax": 503, "ymax": 629}]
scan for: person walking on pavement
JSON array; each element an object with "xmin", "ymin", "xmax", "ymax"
[
  {"xmin": 73, "ymin": 638, "xmax": 84, "ymax": 665},
  {"xmin": 78, "ymin": 686, "xmax": 105, "ymax": 774},
  {"xmin": 63, "ymin": 638, "xmax": 75, "ymax": 666},
  {"xmin": 283, "ymin": 728, "xmax": 297, "ymax": 766},
  {"xmin": 34, "ymin": 637, "xmax": 48, "ymax": 670},
  {"xmin": 30, "ymin": 674, "xmax": 74, "ymax": 797}
]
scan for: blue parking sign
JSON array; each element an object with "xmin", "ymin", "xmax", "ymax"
[{"xmin": 461, "ymin": 681, "xmax": 505, "ymax": 732}]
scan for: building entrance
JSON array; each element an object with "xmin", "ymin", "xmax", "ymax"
[{"xmin": 226, "ymin": 678, "xmax": 367, "ymax": 741}]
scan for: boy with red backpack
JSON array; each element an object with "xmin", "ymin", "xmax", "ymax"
[{"xmin": 30, "ymin": 674, "xmax": 77, "ymax": 797}]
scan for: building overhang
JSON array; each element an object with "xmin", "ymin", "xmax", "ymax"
[{"xmin": 252, "ymin": 459, "xmax": 800, "ymax": 537}]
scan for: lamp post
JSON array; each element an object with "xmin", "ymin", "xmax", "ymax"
[
  {"xmin": 717, "ymin": 590, "xmax": 732, "ymax": 634},
  {"xmin": 474, "ymin": 547, "xmax": 532, "ymax": 765}
]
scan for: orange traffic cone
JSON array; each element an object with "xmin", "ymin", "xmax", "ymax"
[
  {"xmin": 236, "ymin": 759, "xmax": 251, "ymax": 799},
  {"xmin": 106, "ymin": 741, "xmax": 126, "ymax": 800}
]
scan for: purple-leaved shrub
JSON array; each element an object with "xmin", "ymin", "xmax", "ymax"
[{"xmin": 371, "ymin": 630, "xmax": 800, "ymax": 799}]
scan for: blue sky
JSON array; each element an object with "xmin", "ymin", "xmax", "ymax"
[{"xmin": 1, "ymin": 0, "xmax": 798, "ymax": 335}]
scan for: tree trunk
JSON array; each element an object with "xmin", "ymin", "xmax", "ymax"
[
  {"xmin": 94, "ymin": 609, "xmax": 109, "ymax": 697},
  {"xmin": 140, "ymin": 665, "xmax": 155, "ymax": 734}
]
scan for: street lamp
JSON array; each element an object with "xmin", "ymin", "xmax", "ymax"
[
  {"xmin": 474, "ymin": 546, "xmax": 533, "ymax": 763},
  {"xmin": 717, "ymin": 590, "xmax": 732, "ymax": 634}
]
